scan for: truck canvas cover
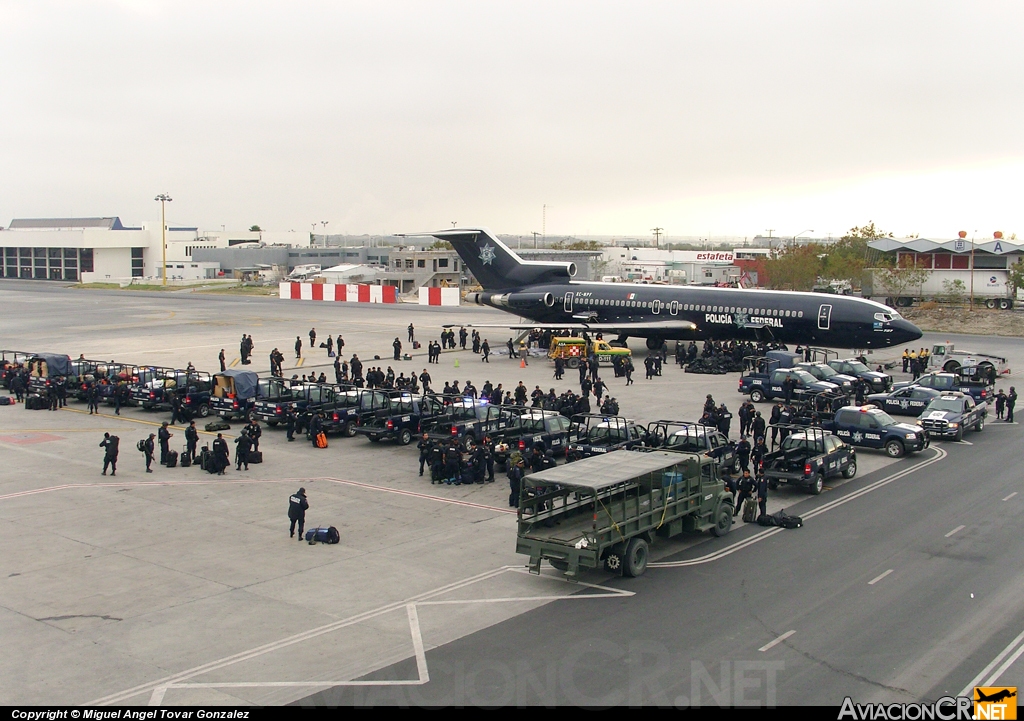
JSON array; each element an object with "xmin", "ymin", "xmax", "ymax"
[
  {"xmin": 213, "ymin": 370, "xmax": 260, "ymax": 399},
  {"xmin": 527, "ymin": 449, "xmax": 697, "ymax": 491},
  {"xmin": 30, "ymin": 353, "xmax": 71, "ymax": 376}
]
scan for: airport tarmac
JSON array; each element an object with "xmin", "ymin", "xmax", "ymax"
[{"xmin": 0, "ymin": 280, "xmax": 1021, "ymax": 706}]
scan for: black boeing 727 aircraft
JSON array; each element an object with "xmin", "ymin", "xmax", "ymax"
[{"xmin": 410, "ymin": 228, "xmax": 923, "ymax": 350}]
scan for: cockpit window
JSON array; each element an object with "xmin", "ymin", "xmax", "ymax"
[{"xmin": 874, "ymin": 312, "xmax": 899, "ymax": 322}]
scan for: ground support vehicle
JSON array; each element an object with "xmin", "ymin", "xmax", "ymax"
[
  {"xmin": 209, "ymin": 371, "xmax": 268, "ymax": 420},
  {"xmin": 762, "ymin": 427, "xmax": 856, "ymax": 495},
  {"xmin": 547, "ymin": 337, "xmax": 632, "ymax": 368},
  {"xmin": 866, "ymin": 386, "xmax": 942, "ymax": 417},
  {"xmin": 927, "ymin": 342, "xmax": 1009, "ymax": 376},
  {"xmin": 827, "ymin": 359, "xmax": 892, "ymax": 393},
  {"xmin": 739, "ymin": 360, "xmax": 840, "ymax": 404},
  {"xmin": 892, "ymin": 371, "xmax": 994, "ymax": 406},
  {"xmin": 354, "ymin": 394, "xmax": 446, "ymax": 445},
  {"xmin": 823, "ymin": 405, "xmax": 928, "ymax": 458},
  {"xmin": 916, "ymin": 392, "xmax": 986, "ymax": 441},
  {"xmin": 421, "ymin": 398, "xmax": 511, "ymax": 451},
  {"xmin": 493, "ymin": 409, "xmax": 571, "ymax": 467},
  {"xmin": 644, "ymin": 420, "xmax": 738, "ymax": 473},
  {"xmin": 517, "ymin": 450, "xmax": 733, "ymax": 580},
  {"xmin": 564, "ymin": 415, "xmax": 647, "ymax": 461}
]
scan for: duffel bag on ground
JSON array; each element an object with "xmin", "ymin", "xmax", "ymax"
[
  {"xmin": 304, "ymin": 526, "xmax": 340, "ymax": 545},
  {"xmin": 248, "ymin": 450, "xmax": 263, "ymax": 464},
  {"xmin": 314, "ymin": 432, "xmax": 328, "ymax": 449},
  {"xmin": 0, "ymin": 396, "xmax": 14, "ymax": 406},
  {"xmin": 205, "ymin": 420, "xmax": 230, "ymax": 432}
]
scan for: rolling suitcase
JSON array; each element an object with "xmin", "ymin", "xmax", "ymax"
[
  {"xmin": 180, "ymin": 445, "xmax": 191, "ymax": 468},
  {"xmin": 248, "ymin": 450, "xmax": 263, "ymax": 464},
  {"xmin": 742, "ymin": 497, "xmax": 756, "ymax": 523},
  {"xmin": 198, "ymin": 446, "xmax": 212, "ymax": 471},
  {"xmin": 165, "ymin": 450, "xmax": 178, "ymax": 468}
]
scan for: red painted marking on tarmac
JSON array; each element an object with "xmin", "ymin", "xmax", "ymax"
[
  {"xmin": 0, "ymin": 476, "xmax": 515, "ymax": 515},
  {"xmin": 0, "ymin": 433, "xmax": 64, "ymax": 445}
]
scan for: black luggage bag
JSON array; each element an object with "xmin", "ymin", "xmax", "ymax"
[
  {"xmin": 248, "ymin": 450, "xmax": 263, "ymax": 464},
  {"xmin": 304, "ymin": 526, "xmax": 340, "ymax": 545},
  {"xmin": 165, "ymin": 450, "xmax": 178, "ymax": 468}
]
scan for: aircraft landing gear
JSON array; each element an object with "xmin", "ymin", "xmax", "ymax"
[
  {"xmin": 645, "ymin": 336, "xmax": 664, "ymax": 351},
  {"xmin": 610, "ymin": 334, "xmax": 629, "ymax": 348}
]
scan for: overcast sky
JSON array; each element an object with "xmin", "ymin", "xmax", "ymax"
[{"xmin": 2, "ymin": 1, "xmax": 1022, "ymax": 239}]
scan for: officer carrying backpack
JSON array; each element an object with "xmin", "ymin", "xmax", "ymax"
[{"xmin": 137, "ymin": 439, "xmax": 146, "ymax": 452}]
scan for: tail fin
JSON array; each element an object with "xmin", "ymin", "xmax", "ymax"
[{"xmin": 417, "ymin": 228, "xmax": 576, "ymax": 290}]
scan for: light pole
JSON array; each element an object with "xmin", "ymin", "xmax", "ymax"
[
  {"xmin": 792, "ymin": 229, "xmax": 814, "ymax": 248},
  {"xmin": 321, "ymin": 221, "xmax": 329, "ymax": 248},
  {"xmin": 154, "ymin": 194, "xmax": 172, "ymax": 286}
]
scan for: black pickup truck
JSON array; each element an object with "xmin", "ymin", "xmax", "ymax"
[
  {"xmin": 644, "ymin": 420, "xmax": 739, "ymax": 473},
  {"xmin": 421, "ymin": 397, "xmax": 511, "ymax": 451},
  {"xmin": 916, "ymin": 391, "xmax": 986, "ymax": 441},
  {"xmin": 353, "ymin": 393, "xmax": 447, "ymax": 445},
  {"xmin": 313, "ymin": 388, "xmax": 394, "ymax": 437},
  {"xmin": 564, "ymin": 415, "xmax": 648, "ymax": 461},
  {"xmin": 762, "ymin": 427, "xmax": 857, "ymax": 495},
  {"xmin": 256, "ymin": 382, "xmax": 336, "ymax": 426},
  {"xmin": 134, "ymin": 369, "xmax": 201, "ymax": 411},
  {"xmin": 492, "ymin": 409, "xmax": 571, "ymax": 468}
]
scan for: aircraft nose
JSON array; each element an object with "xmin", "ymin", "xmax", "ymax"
[{"xmin": 894, "ymin": 317, "xmax": 923, "ymax": 344}]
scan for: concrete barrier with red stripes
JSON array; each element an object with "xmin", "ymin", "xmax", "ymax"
[
  {"xmin": 278, "ymin": 282, "xmax": 397, "ymax": 303},
  {"xmin": 418, "ymin": 287, "xmax": 461, "ymax": 306}
]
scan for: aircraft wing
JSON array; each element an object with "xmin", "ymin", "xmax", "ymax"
[{"xmin": 441, "ymin": 320, "xmax": 697, "ymax": 333}]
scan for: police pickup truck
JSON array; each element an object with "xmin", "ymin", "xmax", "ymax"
[
  {"xmin": 644, "ymin": 420, "xmax": 739, "ymax": 473},
  {"xmin": 793, "ymin": 362, "xmax": 857, "ymax": 393},
  {"xmin": 354, "ymin": 393, "xmax": 446, "ymax": 445},
  {"xmin": 564, "ymin": 415, "xmax": 647, "ymax": 461},
  {"xmin": 492, "ymin": 409, "xmax": 571, "ymax": 468},
  {"xmin": 865, "ymin": 386, "xmax": 942, "ymax": 417},
  {"xmin": 827, "ymin": 358, "xmax": 892, "ymax": 393},
  {"xmin": 916, "ymin": 391, "xmax": 986, "ymax": 441},
  {"xmin": 762, "ymin": 427, "xmax": 856, "ymax": 495},
  {"xmin": 209, "ymin": 371, "xmax": 269, "ymax": 421},
  {"xmin": 822, "ymin": 405, "xmax": 928, "ymax": 458},
  {"xmin": 893, "ymin": 371, "xmax": 994, "ymax": 406},
  {"xmin": 255, "ymin": 382, "xmax": 335, "ymax": 426},
  {"xmin": 421, "ymin": 397, "xmax": 511, "ymax": 451},
  {"xmin": 133, "ymin": 368, "xmax": 198, "ymax": 411},
  {"xmin": 739, "ymin": 365, "xmax": 840, "ymax": 404}
]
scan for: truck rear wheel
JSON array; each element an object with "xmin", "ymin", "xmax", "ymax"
[
  {"xmin": 943, "ymin": 360, "xmax": 961, "ymax": 373},
  {"xmin": 985, "ymin": 298, "xmax": 997, "ymax": 309},
  {"xmin": 567, "ymin": 358, "xmax": 580, "ymax": 369},
  {"xmin": 623, "ymin": 537, "xmax": 649, "ymax": 577},
  {"xmin": 344, "ymin": 420, "xmax": 357, "ymax": 437},
  {"xmin": 399, "ymin": 429, "xmax": 413, "ymax": 445},
  {"xmin": 750, "ymin": 389, "xmax": 765, "ymax": 403},
  {"xmin": 809, "ymin": 472, "xmax": 824, "ymax": 495},
  {"xmin": 711, "ymin": 505, "xmax": 733, "ymax": 537},
  {"xmin": 197, "ymin": 403, "xmax": 210, "ymax": 418}
]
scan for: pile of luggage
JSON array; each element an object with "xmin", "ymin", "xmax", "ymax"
[{"xmin": 684, "ymin": 356, "xmax": 745, "ymax": 375}]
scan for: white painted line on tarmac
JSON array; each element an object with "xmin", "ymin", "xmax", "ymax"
[
  {"xmin": 958, "ymin": 440, "xmax": 973, "ymax": 446},
  {"xmin": 868, "ymin": 569, "xmax": 894, "ymax": 585},
  {"xmin": 93, "ymin": 565, "xmax": 636, "ymax": 706},
  {"xmin": 651, "ymin": 446, "xmax": 948, "ymax": 569},
  {"xmin": 959, "ymin": 626, "xmax": 1024, "ymax": 698},
  {"xmin": 759, "ymin": 630, "xmax": 795, "ymax": 652},
  {"xmin": 1003, "ymin": 492, "xmax": 1018, "ymax": 501},
  {"xmin": 945, "ymin": 525, "xmax": 966, "ymax": 538}
]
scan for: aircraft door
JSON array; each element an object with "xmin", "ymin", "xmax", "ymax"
[
  {"xmin": 652, "ymin": 299, "xmax": 661, "ymax": 315},
  {"xmin": 817, "ymin": 304, "xmax": 832, "ymax": 330},
  {"xmin": 669, "ymin": 300, "xmax": 678, "ymax": 316},
  {"xmin": 564, "ymin": 292, "xmax": 573, "ymax": 313}
]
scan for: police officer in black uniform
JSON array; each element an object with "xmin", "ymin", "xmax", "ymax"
[
  {"xmin": 158, "ymin": 422, "xmax": 173, "ymax": 464},
  {"xmin": 417, "ymin": 433, "xmax": 432, "ymax": 476},
  {"xmin": 100, "ymin": 432, "xmax": 119, "ymax": 476},
  {"xmin": 285, "ymin": 407, "xmax": 297, "ymax": 442},
  {"xmin": 756, "ymin": 472, "xmax": 769, "ymax": 518},
  {"xmin": 288, "ymin": 487, "xmax": 309, "ymax": 540},
  {"xmin": 734, "ymin": 469, "xmax": 754, "ymax": 518},
  {"xmin": 235, "ymin": 430, "xmax": 252, "ymax": 471},
  {"xmin": 185, "ymin": 421, "xmax": 199, "ymax": 465},
  {"xmin": 246, "ymin": 420, "xmax": 262, "ymax": 453}
]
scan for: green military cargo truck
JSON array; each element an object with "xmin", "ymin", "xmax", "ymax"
[{"xmin": 517, "ymin": 449, "xmax": 734, "ymax": 580}]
